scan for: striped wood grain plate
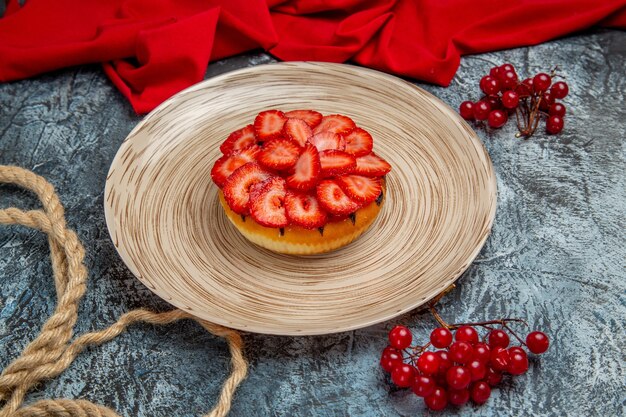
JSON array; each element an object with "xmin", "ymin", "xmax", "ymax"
[{"xmin": 104, "ymin": 62, "xmax": 497, "ymax": 335}]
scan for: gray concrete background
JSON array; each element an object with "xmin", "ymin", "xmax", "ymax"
[{"xmin": 1, "ymin": 30, "xmax": 624, "ymax": 416}]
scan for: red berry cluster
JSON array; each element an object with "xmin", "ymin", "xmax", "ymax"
[
  {"xmin": 459, "ymin": 63, "xmax": 569, "ymax": 138},
  {"xmin": 380, "ymin": 321, "xmax": 549, "ymax": 411}
]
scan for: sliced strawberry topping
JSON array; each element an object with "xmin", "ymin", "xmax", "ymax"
[
  {"xmin": 308, "ymin": 131, "xmax": 346, "ymax": 152},
  {"xmin": 285, "ymin": 191, "xmax": 327, "ymax": 229},
  {"xmin": 313, "ymin": 114, "xmax": 356, "ymax": 135},
  {"xmin": 319, "ymin": 150, "xmax": 356, "ymax": 177},
  {"xmin": 337, "ymin": 175, "xmax": 382, "ymax": 204},
  {"xmin": 354, "ymin": 153, "xmax": 392, "ymax": 177},
  {"xmin": 210, "ymin": 145, "xmax": 260, "ymax": 188},
  {"xmin": 283, "ymin": 118, "xmax": 312, "ymax": 147},
  {"xmin": 343, "ymin": 127, "xmax": 373, "ymax": 157},
  {"xmin": 257, "ymin": 138, "xmax": 301, "ymax": 171},
  {"xmin": 250, "ymin": 177, "xmax": 289, "ymax": 228},
  {"xmin": 220, "ymin": 124, "xmax": 256, "ymax": 155},
  {"xmin": 286, "ymin": 143, "xmax": 320, "ymax": 191},
  {"xmin": 223, "ymin": 162, "xmax": 272, "ymax": 215},
  {"xmin": 316, "ymin": 179, "xmax": 361, "ymax": 216},
  {"xmin": 284, "ymin": 110, "xmax": 323, "ymax": 128},
  {"xmin": 254, "ymin": 110, "xmax": 287, "ymax": 141}
]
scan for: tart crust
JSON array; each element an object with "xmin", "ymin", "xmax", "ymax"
[{"xmin": 218, "ymin": 182, "xmax": 386, "ymax": 255}]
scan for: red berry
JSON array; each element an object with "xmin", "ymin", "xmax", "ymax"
[
  {"xmin": 391, "ymin": 364, "xmax": 416, "ymax": 388},
  {"xmin": 437, "ymin": 350, "xmax": 454, "ymax": 373},
  {"xmin": 448, "ymin": 388, "xmax": 470, "ymax": 406},
  {"xmin": 508, "ymin": 346, "xmax": 526, "ymax": 356},
  {"xmin": 488, "ymin": 329, "xmax": 510, "ymax": 348},
  {"xmin": 489, "ymin": 66, "xmax": 500, "ymax": 78},
  {"xmin": 455, "ymin": 326, "xmax": 479, "ymax": 344},
  {"xmin": 249, "ymin": 177, "xmax": 289, "ymax": 228},
  {"xmin": 220, "ymin": 124, "xmax": 256, "ymax": 155},
  {"xmin": 334, "ymin": 174, "xmax": 382, "ymax": 204},
  {"xmin": 430, "ymin": 327, "xmax": 453, "ymax": 348},
  {"xmin": 480, "ymin": 76, "xmax": 501, "ymax": 95},
  {"xmin": 533, "ymin": 72, "xmax": 552, "ymax": 92},
  {"xmin": 353, "ymin": 153, "xmax": 392, "ymax": 177},
  {"xmin": 223, "ymin": 162, "xmax": 272, "ymax": 215},
  {"xmin": 499, "ymin": 63, "xmax": 516, "ymax": 74},
  {"xmin": 526, "ymin": 331, "xmax": 550, "ymax": 354},
  {"xmin": 412, "ymin": 375, "xmax": 436, "ymax": 397},
  {"xmin": 388, "ymin": 325, "xmax": 412, "ymax": 350},
  {"xmin": 489, "ymin": 347, "xmax": 510, "ymax": 372},
  {"xmin": 472, "ymin": 343, "xmax": 491, "ymax": 363},
  {"xmin": 467, "ymin": 360, "xmax": 487, "ymax": 381},
  {"xmin": 507, "ymin": 348, "xmax": 529, "ymax": 375},
  {"xmin": 449, "ymin": 341, "xmax": 474, "ymax": 364},
  {"xmin": 380, "ymin": 346, "xmax": 403, "ymax": 373},
  {"xmin": 539, "ymin": 91, "xmax": 555, "ymax": 111},
  {"xmin": 446, "ymin": 366, "xmax": 471, "ymax": 390},
  {"xmin": 487, "ymin": 110, "xmax": 507, "ymax": 128},
  {"xmin": 284, "ymin": 191, "xmax": 327, "ymax": 229},
  {"xmin": 470, "ymin": 381, "xmax": 491, "ymax": 404},
  {"xmin": 284, "ymin": 143, "xmax": 320, "ymax": 191},
  {"xmin": 417, "ymin": 351, "xmax": 441, "ymax": 375},
  {"xmin": 473, "ymin": 100, "xmax": 491, "ymax": 121},
  {"xmin": 424, "ymin": 387, "xmax": 448, "ymax": 411},
  {"xmin": 309, "ymin": 131, "xmax": 345, "ymax": 152},
  {"xmin": 337, "ymin": 175, "xmax": 381, "ymax": 204},
  {"xmin": 254, "ymin": 110, "xmax": 287, "ymax": 141},
  {"xmin": 485, "ymin": 367, "xmax": 502, "ymax": 386},
  {"xmin": 343, "ymin": 128, "xmax": 373, "ymax": 157},
  {"xmin": 313, "ymin": 114, "xmax": 356, "ymax": 135},
  {"xmin": 459, "ymin": 101, "xmax": 475, "ymax": 121},
  {"xmin": 284, "ymin": 109, "xmax": 323, "ymax": 128},
  {"xmin": 516, "ymin": 77, "xmax": 534, "ymax": 96},
  {"xmin": 546, "ymin": 115, "xmax": 564, "ymax": 134},
  {"xmin": 551, "ymin": 81, "xmax": 569, "ymax": 99},
  {"xmin": 501, "ymin": 90, "xmax": 520, "ymax": 109},
  {"xmin": 485, "ymin": 95, "xmax": 502, "ymax": 111},
  {"xmin": 549, "ymin": 103, "xmax": 566, "ymax": 117},
  {"xmin": 498, "ymin": 70, "xmax": 518, "ymax": 90}
]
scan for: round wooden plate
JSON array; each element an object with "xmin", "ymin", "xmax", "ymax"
[{"xmin": 104, "ymin": 62, "xmax": 496, "ymax": 335}]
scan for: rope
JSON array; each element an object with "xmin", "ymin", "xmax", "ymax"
[{"xmin": 0, "ymin": 165, "xmax": 248, "ymax": 417}]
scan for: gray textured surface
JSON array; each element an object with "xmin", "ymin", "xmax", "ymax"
[{"xmin": 1, "ymin": 30, "xmax": 625, "ymax": 417}]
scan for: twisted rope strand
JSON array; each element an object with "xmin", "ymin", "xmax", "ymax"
[{"xmin": 0, "ymin": 165, "xmax": 247, "ymax": 417}]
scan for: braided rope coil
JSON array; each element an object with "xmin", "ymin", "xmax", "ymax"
[{"xmin": 0, "ymin": 165, "xmax": 247, "ymax": 417}]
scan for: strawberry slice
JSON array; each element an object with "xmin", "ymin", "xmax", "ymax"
[
  {"xmin": 223, "ymin": 162, "xmax": 272, "ymax": 215},
  {"xmin": 250, "ymin": 177, "xmax": 289, "ymax": 228},
  {"xmin": 343, "ymin": 127, "xmax": 373, "ymax": 157},
  {"xmin": 283, "ymin": 118, "xmax": 312, "ymax": 147},
  {"xmin": 316, "ymin": 179, "xmax": 361, "ymax": 216},
  {"xmin": 313, "ymin": 114, "xmax": 356, "ymax": 135},
  {"xmin": 308, "ymin": 131, "xmax": 345, "ymax": 152},
  {"xmin": 286, "ymin": 143, "xmax": 320, "ymax": 191},
  {"xmin": 319, "ymin": 150, "xmax": 356, "ymax": 177},
  {"xmin": 337, "ymin": 175, "xmax": 382, "ymax": 204},
  {"xmin": 285, "ymin": 191, "xmax": 327, "ymax": 229},
  {"xmin": 257, "ymin": 138, "xmax": 301, "ymax": 171},
  {"xmin": 220, "ymin": 124, "xmax": 256, "ymax": 155},
  {"xmin": 284, "ymin": 110, "xmax": 323, "ymax": 128},
  {"xmin": 211, "ymin": 145, "xmax": 260, "ymax": 187},
  {"xmin": 254, "ymin": 110, "xmax": 287, "ymax": 141},
  {"xmin": 354, "ymin": 153, "xmax": 392, "ymax": 177}
]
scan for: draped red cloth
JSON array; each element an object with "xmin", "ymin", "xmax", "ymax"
[{"xmin": 1, "ymin": 0, "xmax": 624, "ymax": 113}]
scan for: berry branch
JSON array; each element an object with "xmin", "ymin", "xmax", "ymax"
[
  {"xmin": 380, "ymin": 288, "xmax": 550, "ymax": 411},
  {"xmin": 459, "ymin": 63, "xmax": 569, "ymax": 138}
]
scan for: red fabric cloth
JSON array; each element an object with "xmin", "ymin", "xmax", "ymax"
[{"xmin": 1, "ymin": 0, "xmax": 624, "ymax": 114}]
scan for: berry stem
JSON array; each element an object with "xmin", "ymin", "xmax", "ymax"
[{"xmin": 502, "ymin": 322, "xmax": 528, "ymax": 346}]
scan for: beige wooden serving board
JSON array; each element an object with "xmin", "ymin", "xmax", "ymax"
[{"xmin": 104, "ymin": 62, "xmax": 497, "ymax": 335}]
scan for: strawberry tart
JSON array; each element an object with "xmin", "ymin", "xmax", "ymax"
[{"xmin": 210, "ymin": 109, "xmax": 391, "ymax": 255}]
